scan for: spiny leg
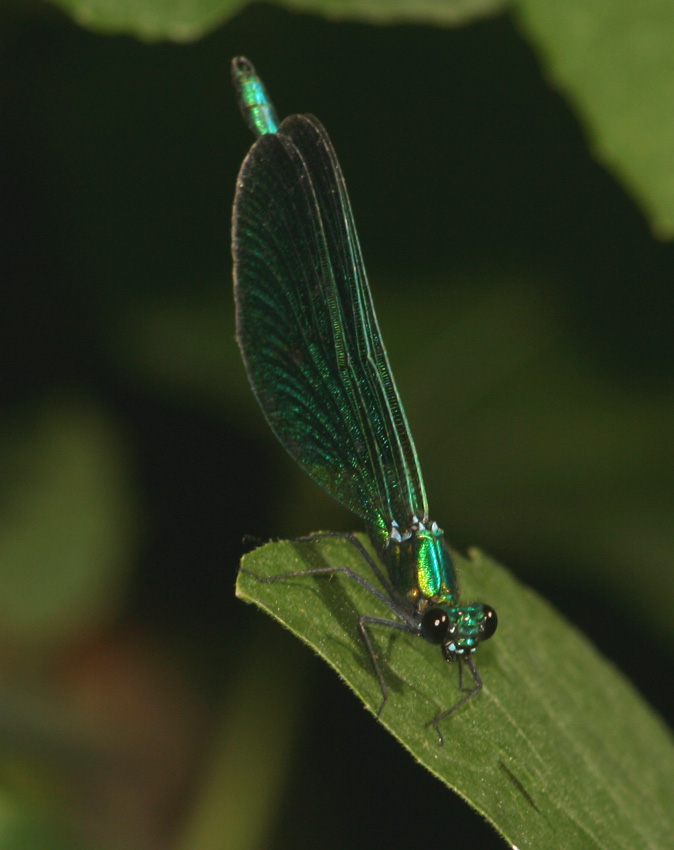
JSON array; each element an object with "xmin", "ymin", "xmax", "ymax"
[
  {"xmin": 457, "ymin": 657, "xmax": 476, "ymax": 693},
  {"xmin": 426, "ymin": 655, "xmax": 483, "ymax": 746},
  {"xmin": 241, "ymin": 564, "xmax": 418, "ymax": 720},
  {"xmin": 358, "ymin": 615, "xmax": 418, "ymax": 718},
  {"xmin": 239, "ymin": 564, "xmax": 405, "ymax": 613},
  {"xmin": 294, "ymin": 530, "xmax": 395, "ymax": 603}
]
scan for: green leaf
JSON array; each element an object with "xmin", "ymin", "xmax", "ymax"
[
  {"xmin": 237, "ymin": 536, "xmax": 674, "ymax": 849},
  {"xmin": 516, "ymin": 0, "xmax": 674, "ymax": 236},
  {"xmin": 280, "ymin": 0, "xmax": 507, "ymax": 25},
  {"xmin": 46, "ymin": 0, "xmax": 246, "ymax": 42},
  {"xmin": 46, "ymin": 0, "xmax": 507, "ymax": 42}
]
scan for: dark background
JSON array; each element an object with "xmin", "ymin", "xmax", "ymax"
[{"xmin": 2, "ymin": 3, "xmax": 673, "ymax": 849}]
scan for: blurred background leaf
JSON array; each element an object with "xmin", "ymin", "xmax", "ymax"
[
  {"xmin": 45, "ymin": 0, "xmax": 247, "ymax": 41},
  {"xmin": 0, "ymin": 397, "xmax": 137, "ymax": 650},
  {"xmin": 45, "ymin": 0, "xmax": 509, "ymax": 41},
  {"xmin": 45, "ymin": 0, "xmax": 674, "ymax": 234},
  {"xmin": 517, "ymin": 0, "xmax": 674, "ymax": 236},
  {"xmin": 0, "ymin": 794, "xmax": 86, "ymax": 850},
  {"xmin": 1, "ymin": 0, "xmax": 673, "ymax": 848}
]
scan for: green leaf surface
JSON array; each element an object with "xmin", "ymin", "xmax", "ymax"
[
  {"xmin": 516, "ymin": 0, "xmax": 674, "ymax": 236},
  {"xmin": 237, "ymin": 536, "xmax": 674, "ymax": 849}
]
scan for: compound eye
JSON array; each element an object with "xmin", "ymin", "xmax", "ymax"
[
  {"xmin": 421, "ymin": 608, "xmax": 450, "ymax": 645},
  {"xmin": 481, "ymin": 605, "xmax": 498, "ymax": 641}
]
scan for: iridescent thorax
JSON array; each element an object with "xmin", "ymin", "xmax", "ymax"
[{"xmin": 375, "ymin": 520, "xmax": 458, "ymax": 604}]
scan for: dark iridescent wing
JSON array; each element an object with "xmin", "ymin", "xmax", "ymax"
[{"xmin": 232, "ymin": 113, "xmax": 428, "ymax": 531}]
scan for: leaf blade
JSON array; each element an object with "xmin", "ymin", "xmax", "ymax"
[{"xmin": 237, "ymin": 536, "xmax": 674, "ymax": 849}]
